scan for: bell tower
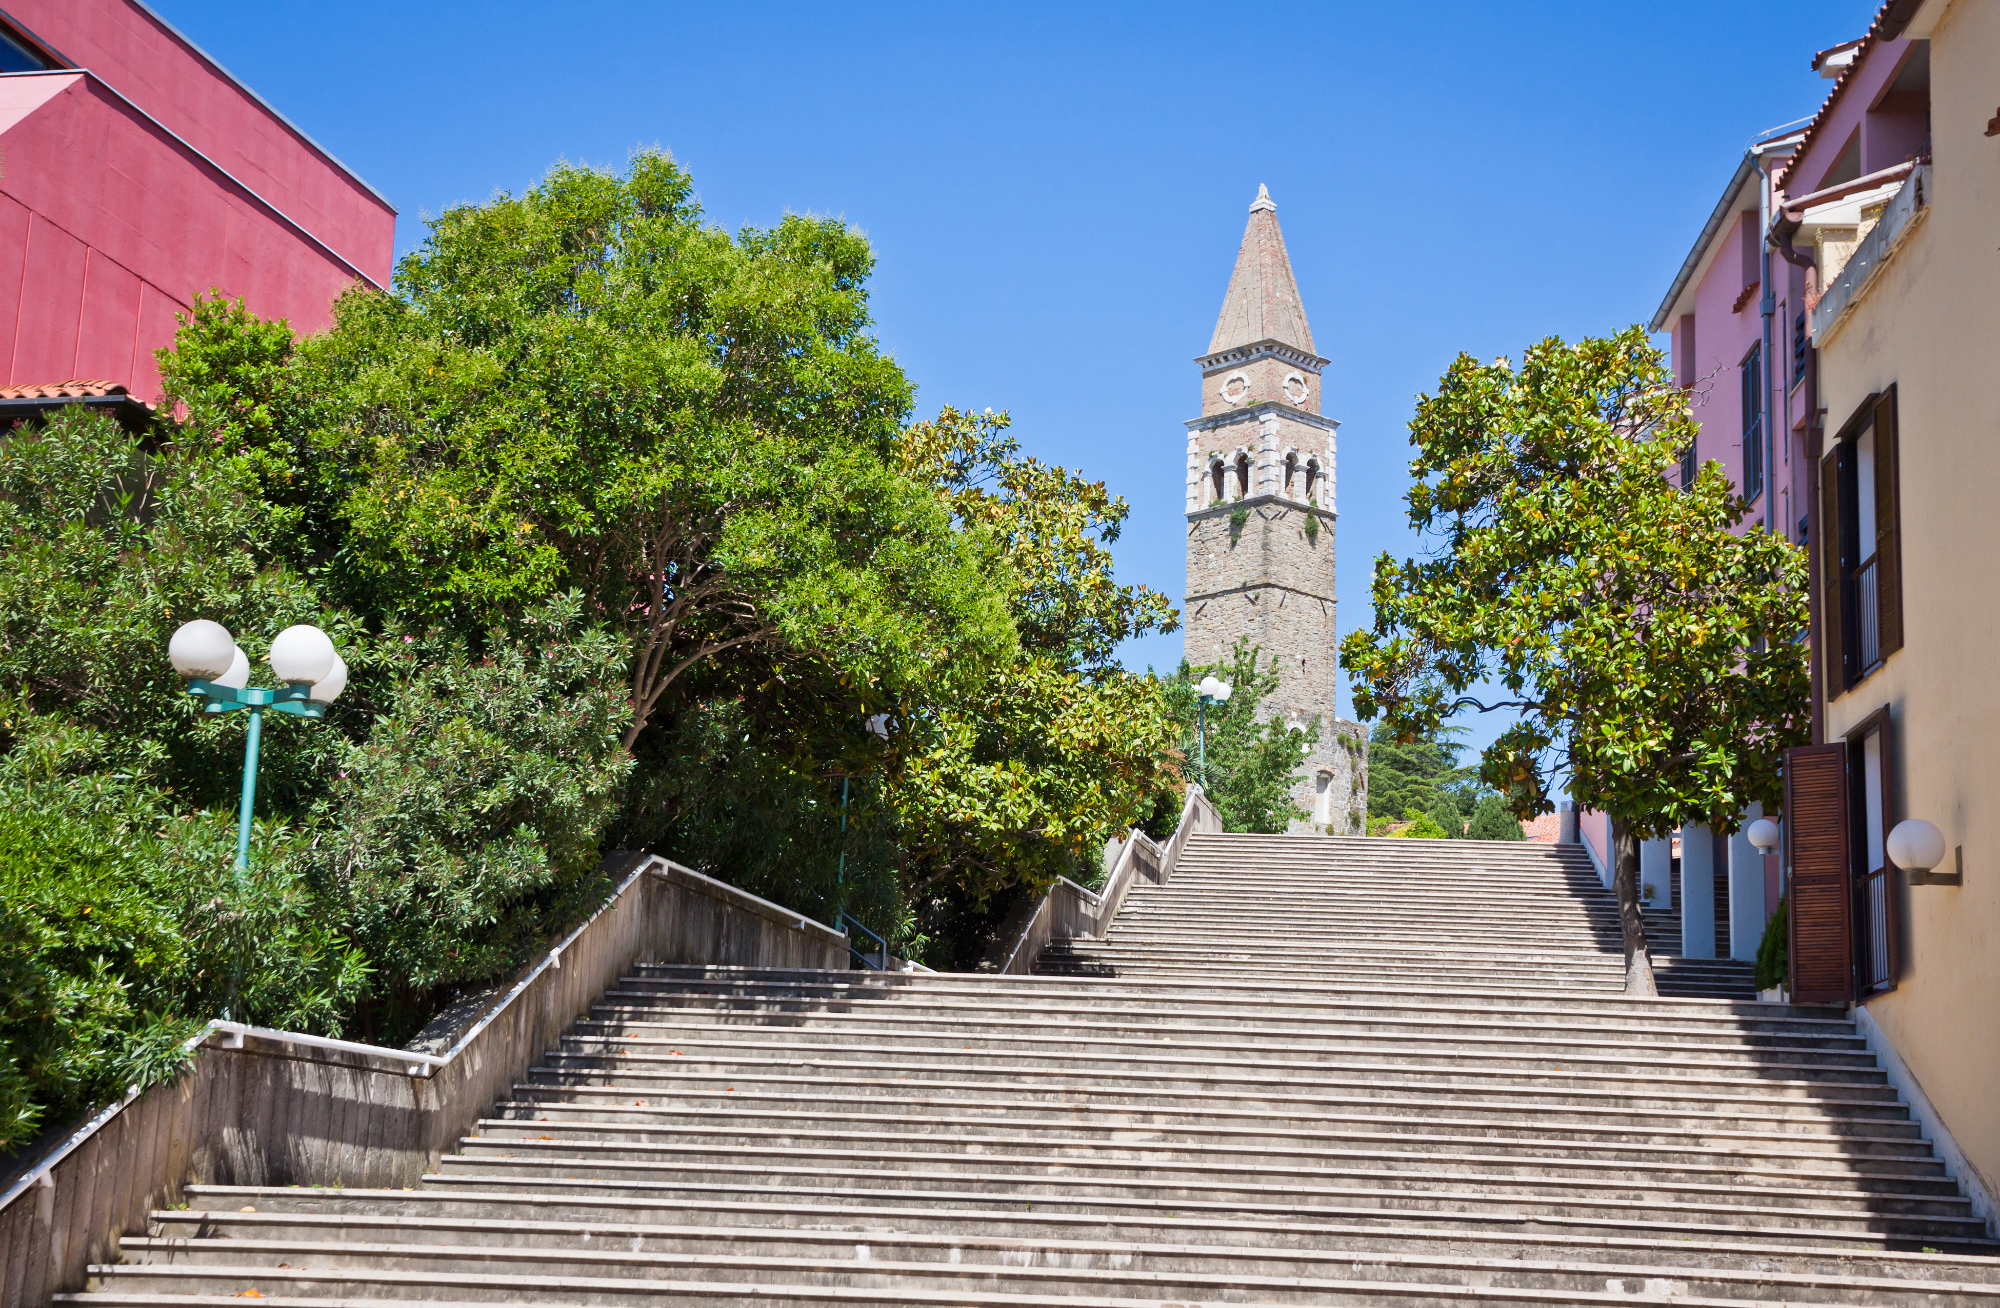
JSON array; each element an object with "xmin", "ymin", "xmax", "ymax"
[{"xmin": 1183, "ymin": 185, "xmax": 1366, "ymax": 832}]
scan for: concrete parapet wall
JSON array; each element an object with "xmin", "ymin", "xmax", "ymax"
[
  {"xmin": 0, "ymin": 854, "xmax": 845, "ymax": 1305},
  {"xmin": 991, "ymin": 785, "xmax": 1223, "ymax": 975}
]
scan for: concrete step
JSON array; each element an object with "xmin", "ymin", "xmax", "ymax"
[
  {"xmin": 88, "ymin": 1229, "xmax": 2000, "ymax": 1307},
  {"xmin": 166, "ymin": 1186, "xmax": 2000, "ymax": 1266}
]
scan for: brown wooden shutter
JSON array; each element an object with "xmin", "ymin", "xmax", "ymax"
[
  {"xmin": 1819, "ymin": 452, "xmax": 1846, "ymax": 699},
  {"xmin": 1873, "ymin": 385, "xmax": 1903, "ymax": 659},
  {"xmin": 1786, "ymin": 742, "xmax": 1853, "ymax": 1003}
]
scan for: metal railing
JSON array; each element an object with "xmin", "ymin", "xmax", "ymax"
[
  {"xmin": 1853, "ymin": 554, "xmax": 1880, "ymax": 673},
  {"xmin": 1857, "ymin": 861, "xmax": 1897, "ymax": 995},
  {"xmin": 840, "ymin": 911, "xmax": 890, "ymax": 970}
]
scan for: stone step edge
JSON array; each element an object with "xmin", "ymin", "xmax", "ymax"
[
  {"xmin": 507, "ymin": 1086, "xmax": 1930, "ymax": 1137},
  {"xmin": 105, "ymin": 1236, "xmax": 2000, "ymax": 1303},
  {"xmin": 573, "ymin": 1016, "xmax": 1877, "ymax": 1064},
  {"xmin": 54, "ymin": 1262, "xmax": 1823, "ymax": 1308},
  {"xmin": 162, "ymin": 1199, "xmax": 2000, "ymax": 1270},
  {"xmin": 545, "ymin": 1041, "xmax": 1894, "ymax": 1092},
  {"xmin": 486, "ymin": 1104, "xmax": 1940, "ymax": 1163},
  {"xmin": 441, "ymin": 1142, "xmax": 1976, "ymax": 1210},
  {"xmin": 599, "ymin": 982, "xmax": 1848, "ymax": 1026},
  {"xmin": 530, "ymin": 1062, "xmax": 1906, "ymax": 1111},
  {"xmin": 622, "ymin": 968, "xmax": 1841, "ymax": 1015},
  {"xmin": 406, "ymin": 1176, "xmax": 2000, "ymax": 1248},
  {"xmin": 472, "ymin": 1117, "xmax": 1948, "ymax": 1181}
]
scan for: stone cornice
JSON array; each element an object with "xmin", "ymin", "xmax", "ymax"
[
  {"xmin": 1185, "ymin": 580, "xmax": 1336, "ymax": 605},
  {"xmin": 1196, "ymin": 338, "xmax": 1330, "ymax": 373},
  {"xmin": 1185, "ymin": 493, "xmax": 1336, "ymax": 523},
  {"xmin": 1186, "ymin": 403, "xmax": 1340, "ymax": 434}
]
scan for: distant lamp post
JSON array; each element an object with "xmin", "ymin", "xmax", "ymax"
[
  {"xmin": 1194, "ymin": 675, "xmax": 1231, "ymax": 786},
  {"xmin": 169, "ymin": 620, "xmax": 346, "ymax": 875},
  {"xmin": 1745, "ymin": 818, "xmax": 1780, "ymax": 856},
  {"xmin": 1888, "ymin": 818, "xmax": 1959, "ymax": 886}
]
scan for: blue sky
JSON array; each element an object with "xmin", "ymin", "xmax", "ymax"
[{"xmin": 162, "ymin": 0, "xmax": 1877, "ymax": 752}]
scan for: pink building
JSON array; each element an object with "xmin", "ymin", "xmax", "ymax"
[
  {"xmin": 1592, "ymin": 8, "xmax": 1939, "ymax": 982},
  {"xmin": 0, "ymin": 1, "xmax": 393, "ymax": 407}
]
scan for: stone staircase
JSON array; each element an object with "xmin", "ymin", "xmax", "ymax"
[
  {"xmin": 1043, "ymin": 834, "xmax": 1756, "ymax": 998},
  {"xmin": 61, "ymin": 832, "xmax": 2000, "ymax": 1305}
]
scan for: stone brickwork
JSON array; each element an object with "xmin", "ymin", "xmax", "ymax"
[{"xmin": 1184, "ymin": 187, "xmax": 1367, "ymax": 833}]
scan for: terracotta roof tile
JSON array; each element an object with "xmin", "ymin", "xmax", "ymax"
[
  {"xmin": 1521, "ymin": 813, "xmax": 1563, "ymax": 843},
  {"xmin": 0, "ymin": 379, "xmax": 130, "ymax": 400},
  {"xmin": 1775, "ymin": 0, "xmax": 1914, "ymax": 194}
]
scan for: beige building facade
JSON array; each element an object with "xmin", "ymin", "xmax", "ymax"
[
  {"xmin": 1783, "ymin": 0, "xmax": 2000, "ymax": 1224},
  {"xmin": 1183, "ymin": 186, "xmax": 1366, "ymax": 832}
]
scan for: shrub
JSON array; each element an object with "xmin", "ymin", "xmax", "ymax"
[
  {"xmin": 1467, "ymin": 792, "xmax": 1528, "ymax": 841},
  {"xmin": 1754, "ymin": 895, "xmax": 1788, "ymax": 992}
]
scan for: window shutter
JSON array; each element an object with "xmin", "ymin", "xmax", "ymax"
[
  {"xmin": 1874, "ymin": 386, "xmax": 1903, "ymax": 659},
  {"xmin": 1786, "ymin": 743, "xmax": 1853, "ymax": 1003},
  {"xmin": 1819, "ymin": 451, "xmax": 1846, "ymax": 698}
]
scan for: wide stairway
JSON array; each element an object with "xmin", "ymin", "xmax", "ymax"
[
  {"xmin": 1041, "ymin": 834, "xmax": 1757, "ymax": 999},
  {"xmin": 65, "ymin": 834, "xmax": 2000, "ymax": 1305}
]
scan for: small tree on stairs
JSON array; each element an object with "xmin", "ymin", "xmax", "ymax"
[{"xmin": 1340, "ymin": 329, "xmax": 1809, "ymax": 995}]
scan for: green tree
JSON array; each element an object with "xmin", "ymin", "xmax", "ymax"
[
  {"xmin": 613, "ymin": 407, "xmax": 1182, "ymax": 960},
  {"xmin": 1341, "ymin": 329, "xmax": 1809, "ymax": 994},
  {"xmin": 1367, "ymin": 721, "xmax": 1477, "ymax": 824},
  {"xmin": 1466, "ymin": 791, "xmax": 1528, "ymax": 841},
  {"xmin": 1164, "ymin": 640, "xmax": 1314, "ymax": 834},
  {"xmin": 162, "ymin": 152, "xmax": 1016, "ymax": 754}
]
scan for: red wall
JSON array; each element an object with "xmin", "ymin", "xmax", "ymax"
[{"xmin": 0, "ymin": 1, "xmax": 394, "ymax": 401}]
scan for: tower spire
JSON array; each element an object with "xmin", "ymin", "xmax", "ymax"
[{"xmin": 1208, "ymin": 184, "xmax": 1314, "ymax": 355}]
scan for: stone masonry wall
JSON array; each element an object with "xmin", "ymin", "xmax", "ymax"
[{"xmin": 1184, "ymin": 492, "xmax": 1367, "ymax": 833}]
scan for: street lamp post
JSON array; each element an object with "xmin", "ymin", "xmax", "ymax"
[
  {"xmin": 169, "ymin": 621, "xmax": 348, "ymax": 874},
  {"xmin": 169, "ymin": 620, "xmax": 346, "ymax": 1018},
  {"xmin": 1194, "ymin": 675, "xmax": 1231, "ymax": 786}
]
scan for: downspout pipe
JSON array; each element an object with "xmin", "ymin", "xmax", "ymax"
[{"xmin": 1758, "ymin": 156, "xmax": 1777, "ymax": 535}]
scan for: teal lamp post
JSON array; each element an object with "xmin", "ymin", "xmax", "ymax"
[
  {"xmin": 1194, "ymin": 674, "xmax": 1231, "ymax": 786},
  {"xmin": 168, "ymin": 620, "xmax": 347, "ymax": 876}
]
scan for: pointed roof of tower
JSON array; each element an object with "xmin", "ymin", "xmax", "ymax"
[{"xmin": 1207, "ymin": 184, "xmax": 1315, "ymax": 356}]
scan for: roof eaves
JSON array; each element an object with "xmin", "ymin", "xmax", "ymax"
[
  {"xmin": 1777, "ymin": 0, "xmax": 1923, "ymax": 194},
  {"xmin": 1648, "ymin": 152, "xmax": 1760, "ymax": 335},
  {"xmin": 119, "ymin": 0, "xmax": 396, "ymax": 214}
]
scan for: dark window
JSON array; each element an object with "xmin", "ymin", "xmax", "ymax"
[
  {"xmin": 1792, "ymin": 310, "xmax": 1809, "ymax": 389},
  {"xmin": 1741, "ymin": 343, "xmax": 1764, "ymax": 501},
  {"xmin": 1821, "ymin": 388, "xmax": 1904, "ymax": 696},
  {"xmin": 1678, "ymin": 442, "xmax": 1697, "ymax": 491},
  {"xmin": 0, "ymin": 27, "xmax": 48, "ymax": 73}
]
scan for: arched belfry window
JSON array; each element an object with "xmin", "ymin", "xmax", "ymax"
[
  {"xmin": 1283, "ymin": 450, "xmax": 1300, "ymax": 493},
  {"xmin": 1209, "ymin": 456, "xmax": 1227, "ymax": 504},
  {"xmin": 1304, "ymin": 457, "xmax": 1322, "ymax": 501},
  {"xmin": 1234, "ymin": 451, "xmax": 1251, "ymax": 498}
]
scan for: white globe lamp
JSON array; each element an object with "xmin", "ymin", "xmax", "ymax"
[
  {"xmin": 211, "ymin": 646, "xmax": 251, "ymax": 690},
  {"xmin": 168, "ymin": 619, "xmax": 235, "ymax": 680},
  {"xmin": 268, "ymin": 624, "xmax": 337, "ymax": 685},
  {"xmin": 308, "ymin": 653, "xmax": 348, "ymax": 704},
  {"xmin": 1745, "ymin": 818, "xmax": 1780, "ymax": 855},
  {"xmin": 1887, "ymin": 819, "xmax": 1946, "ymax": 874}
]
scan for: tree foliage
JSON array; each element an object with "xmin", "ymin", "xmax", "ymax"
[
  {"xmin": 0, "ymin": 154, "xmax": 1188, "ymax": 1137},
  {"xmin": 1466, "ymin": 791, "xmax": 1528, "ymax": 841},
  {"xmin": 1341, "ymin": 329, "xmax": 1809, "ymax": 992},
  {"xmin": 1162, "ymin": 640, "xmax": 1313, "ymax": 834}
]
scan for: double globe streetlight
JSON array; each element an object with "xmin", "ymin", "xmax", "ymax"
[
  {"xmin": 167, "ymin": 619, "xmax": 347, "ymax": 875},
  {"xmin": 1194, "ymin": 675, "xmax": 1231, "ymax": 786}
]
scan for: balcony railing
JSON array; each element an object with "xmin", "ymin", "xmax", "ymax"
[
  {"xmin": 1853, "ymin": 554, "xmax": 1880, "ymax": 674},
  {"xmin": 1812, "ymin": 165, "xmax": 1930, "ymax": 345}
]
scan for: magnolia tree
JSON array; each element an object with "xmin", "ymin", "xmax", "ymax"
[{"xmin": 1340, "ymin": 328, "xmax": 1809, "ymax": 994}]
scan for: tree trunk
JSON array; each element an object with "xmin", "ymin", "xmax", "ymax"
[{"xmin": 1611, "ymin": 816, "xmax": 1658, "ymax": 997}]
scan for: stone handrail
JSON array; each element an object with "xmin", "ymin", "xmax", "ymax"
[
  {"xmin": 992, "ymin": 784, "xmax": 1221, "ymax": 975},
  {"xmin": 0, "ymin": 853, "xmax": 846, "ymax": 1306}
]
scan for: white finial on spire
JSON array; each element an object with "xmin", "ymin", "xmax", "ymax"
[{"xmin": 1250, "ymin": 184, "xmax": 1276, "ymax": 213}]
